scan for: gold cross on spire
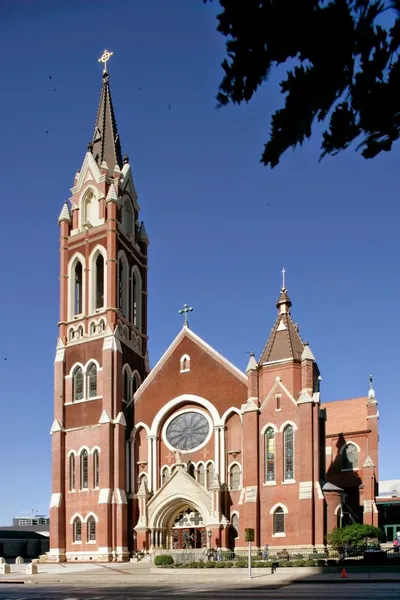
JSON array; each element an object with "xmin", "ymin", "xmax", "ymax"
[{"xmin": 98, "ymin": 49, "xmax": 114, "ymax": 73}]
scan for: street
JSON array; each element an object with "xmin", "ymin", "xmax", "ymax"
[{"xmin": 1, "ymin": 583, "xmax": 400, "ymax": 599}]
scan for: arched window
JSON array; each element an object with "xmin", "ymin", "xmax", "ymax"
[
  {"xmin": 273, "ymin": 507, "xmax": 285, "ymax": 534},
  {"xmin": 229, "ymin": 464, "xmax": 241, "ymax": 490},
  {"xmin": 283, "ymin": 425, "xmax": 294, "ymax": 481},
  {"xmin": 83, "ymin": 190, "xmax": 100, "ymax": 226},
  {"xmin": 342, "ymin": 443, "xmax": 358, "ymax": 470},
  {"xmin": 265, "ymin": 427, "xmax": 275, "ymax": 482},
  {"xmin": 73, "ymin": 516, "xmax": 82, "ymax": 542},
  {"xmin": 187, "ymin": 462, "xmax": 195, "ymax": 478},
  {"xmin": 206, "ymin": 462, "xmax": 214, "ymax": 488},
  {"xmin": 161, "ymin": 467, "xmax": 169, "ymax": 486},
  {"xmin": 93, "ymin": 449, "xmax": 100, "ymax": 488},
  {"xmin": 90, "ymin": 322, "xmax": 96, "ymax": 335},
  {"xmin": 118, "ymin": 257, "xmax": 128, "ymax": 318},
  {"xmin": 74, "ymin": 262, "xmax": 83, "ymax": 315},
  {"xmin": 87, "ymin": 363, "xmax": 97, "ymax": 398},
  {"xmin": 197, "ymin": 463, "xmax": 205, "ymax": 486},
  {"xmin": 131, "ymin": 268, "xmax": 142, "ymax": 330},
  {"xmin": 80, "ymin": 449, "xmax": 88, "ymax": 490},
  {"xmin": 229, "ymin": 514, "xmax": 239, "ymax": 540},
  {"xmin": 95, "ymin": 254, "xmax": 104, "ymax": 309},
  {"xmin": 123, "ymin": 369, "xmax": 130, "ymax": 403},
  {"xmin": 98, "ymin": 319, "xmax": 105, "ymax": 332},
  {"xmin": 87, "ymin": 516, "xmax": 96, "ymax": 542},
  {"xmin": 69, "ymin": 454, "xmax": 75, "ymax": 491},
  {"xmin": 180, "ymin": 354, "xmax": 190, "ymax": 373},
  {"xmin": 73, "ymin": 367, "xmax": 84, "ymax": 402}
]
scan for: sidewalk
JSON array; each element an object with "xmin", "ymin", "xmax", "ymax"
[{"xmin": 1, "ymin": 563, "xmax": 400, "ymax": 587}]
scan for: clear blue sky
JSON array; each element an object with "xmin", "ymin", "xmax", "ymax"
[{"xmin": 0, "ymin": 0, "xmax": 398, "ymax": 525}]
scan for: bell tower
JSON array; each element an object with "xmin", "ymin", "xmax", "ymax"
[{"xmin": 49, "ymin": 52, "xmax": 150, "ymax": 563}]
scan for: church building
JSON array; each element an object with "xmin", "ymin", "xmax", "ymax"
[{"xmin": 49, "ymin": 57, "xmax": 379, "ymax": 562}]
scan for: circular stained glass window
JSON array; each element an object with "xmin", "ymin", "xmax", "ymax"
[{"xmin": 166, "ymin": 412, "xmax": 210, "ymax": 451}]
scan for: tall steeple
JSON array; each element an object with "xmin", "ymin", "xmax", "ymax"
[
  {"xmin": 90, "ymin": 68, "xmax": 123, "ymax": 171},
  {"xmin": 259, "ymin": 282, "xmax": 304, "ymax": 364}
]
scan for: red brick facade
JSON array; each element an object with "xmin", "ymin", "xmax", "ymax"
[{"xmin": 49, "ymin": 70, "xmax": 379, "ymax": 562}]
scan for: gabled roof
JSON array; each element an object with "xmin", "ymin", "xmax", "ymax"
[
  {"xmin": 259, "ymin": 287, "xmax": 304, "ymax": 364},
  {"xmin": 91, "ymin": 72, "xmax": 123, "ymax": 170},
  {"xmin": 134, "ymin": 326, "xmax": 247, "ymax": 401}
]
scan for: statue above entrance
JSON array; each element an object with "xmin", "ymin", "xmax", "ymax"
[{"xmin": 174, "ymin": 448, "xmax": 183, "ymax": 464}]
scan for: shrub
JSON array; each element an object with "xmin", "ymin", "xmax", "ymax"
[
  {"xmin": 327, "ymin": 559, "xmax": 338, "ymax": 566},
  {"xmin": 204, "ymin": 561, "xmax": 216, "ymax": 568},
  {"xmin": 303, "ymin": 559, "xmax": 315, "ymax": 567},
  {"xmin": 293, "ymin": 559, "xmax": 306, "ymax": 567},
  {"xmin": 327, "ymin": 524, "xmax": 384, "ymax": 553},
  {"xmin": 224, "ymin": 561, "xmax": 233, "ymax": 568},
  {"xmin": 215, "ymin": 562, "xmax": 226, "ymax": 568},
  {"xmin": 154, "ymin": 554, "xmax": 174, "ymax": 566},
  {"xmin": 235, "ymin": 561, "xmax": 248, "ymax": 568},
  {"xmin": 315, "ymin": 559, "xmax": 326, "ymax": 567}
]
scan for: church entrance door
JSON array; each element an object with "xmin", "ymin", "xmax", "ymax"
[{"xmin": 171, "ymin": 507, "xmax": 206, "ymax": 549}]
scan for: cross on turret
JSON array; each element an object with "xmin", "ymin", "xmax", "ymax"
[{"xmin": 178, "ymin": 304, "xmax": 193, "ymax": 328}]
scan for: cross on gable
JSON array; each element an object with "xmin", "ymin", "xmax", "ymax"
[
  {"xmin": 165, "ymin": 451, "xmax": 175, "ymax": 464},
  {"xmin": 178, "ymin": 303, "xmax": 193, "ymax": 328},
  {"xmin": 201, "ymin": 447, "xmax": 211, "ymax": 460}
]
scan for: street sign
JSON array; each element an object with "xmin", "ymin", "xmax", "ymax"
[{"xmin": 245, "ymin": 528, "xmax": 255, "ymax": 542}]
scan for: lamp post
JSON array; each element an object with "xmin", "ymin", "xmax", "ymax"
[
  {"xmin": 207, "ymin": 529, "xmax": 212, "ymax": 550},
  {"xmin": 133, "ymin": 531, "xmax": 137, "ymax": 554}
]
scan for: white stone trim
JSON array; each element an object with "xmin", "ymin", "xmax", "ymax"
[
  {"xmin": 316, "ymin": 481, "xmax": 324, "ymax": 500},
  {"xmin": 150, "ymin": 394, "xmax": 220, "ymax": 437},
  {"xmin": 339, "ymin": 440, "xmax": 361, "ymax": 453},
  {"xmin": 334, "ymin": 503, "xmax": 342, "ymax": 515},
  {"xmin": 269, "ymin": 503, "xmax": 288, "ymax": 515},
  {"xmin": 260, "ymin": 379, "xmax": 297, "ymax": 411},
  {"xmin": 50, "ymin": 419, "xmax": 64, "ymax": 434},
  {"xmin": 220, "ymin": 407, "xmax": 242, "ymax": 425},
  {"xmin": 50, "ymin": 493, "xmax": 62, "ymax": 508},
  {"xmin": 88, "ymin": 244, "xmax": 107, "ymax": 314},
  {"xmin": 69, "ymin": 512, "xmax": 84, "ymax": 524},
  {"xmin": 67, "ymin": 252, "xmax": 86, "ymax": 321},
  {"xmin": 135, "ymin": 327, "xmax": 247, "ymax": 401},
  {"xmin": 279, "ymin": 420, "xmax": 298, "ymax": 433},
  {"xmin": 84, "ymin": 511, "xmax": 99, "ymax": 523},
  {"xmin": 98, "ymin": 488, "xmax": 112, "ymax": 504},
  {"xmin": 118, "ymin": 250, "xmax": 129, "ymax": 319},
  {"xmin": 90, "ymin": 446, "xmax": 101, "ymax": 455},
  {"xmin": 67, "ymin": 449, "xmax": 77, "ymax": 458},
  {"xmin": 272, "ymin": 532, "xmax": 286, "ymax": 538},
  {"xmin": 131, "ymin": 421, "xmax": 150, "ymax": 438},
  {"xmin": 299, "ymin": 481, "xmax": 312, "ymax": 500},
  {"xmin": 260, "ymin": 422, "xmax": 279, "ymax": 435},
  {"xmin": 54, "ymin": 338, "xmax": 65, "ymax": 363},
  {"xmin": 77, "ymin": 445, "xmax": 91, "ymax": 455}
]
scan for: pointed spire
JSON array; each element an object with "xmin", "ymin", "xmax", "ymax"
[
  {"xmin": 58, "ymin": 202, "xmax": 71, "ymax": 224},
  {"xmin": 246, "ymin": 352, "xmax": 258, "ymax": 372},
  {"xmin": 259, "ymin": 280, "xmax": 304, "ymax": 364},
  {"xmin": 137, "ymin": 221, "xmax": 149, "ymax": 244},
  {"xmin": 91, "ymin": 71, "xmax": 123, "ymax": 171}
]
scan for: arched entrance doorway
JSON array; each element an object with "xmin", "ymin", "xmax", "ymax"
[{"xmin": 170, "ymin": 506, "xmax": 206, "ymax": 549}]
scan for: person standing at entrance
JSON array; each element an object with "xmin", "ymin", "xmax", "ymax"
[
  {"xmin": 217, "ymin": 546, "xmax": 222, "ymax": 562},
  {"xmin": 263, "ymin": 544, "xmax": 269, "ymax": 560}
]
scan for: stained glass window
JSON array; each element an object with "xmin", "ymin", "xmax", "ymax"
[
  {"xmin": 173, "ymin": 508, "xmax": 204, "ymax": 528},
  {"xmin": 87, "ymin": 516, "xmax": 96, "ymax": 542},
  {"xmin": 93, "ymin": 449, "xmax": 100, "ymax": 488},
  {"xmin": 69, "ymin": 454, "xmax": 75, "ymax": 491},
  {"xmin": 230, "ymin": 464, "xmax": 241, "ymax": 490},
  {"xmin": 265, "ymin": 427, "xmax": 275, "ymax": 482},
  {"xmin": 87, "ymin": 363, "xmax": 97, "ymax": 398},
  {"xmin": 73, "ymin": 517, "xmax": 82, "ymax": 542},
  {"xmin": 165, "ymin": 412, "xmax": 210, "ymax": 451},
  {"xmin": 123, "ymin": 369, "xmax": 130, "ymax": 403},
  {"xmin": 273, "ymin": 507, "xmax": 285, "ymax": 534},
  {"xmin": 95, "ymin": 254, "xmax": 104, "ymax": 309},
  {"xmin": 74, "ymin": 262, "xmax": 83, "ymax": 315},
  {"xmin": 80, "ymin": 449, "xmax": 88, "ymax": 489},
  {"xmin": 73, "ymin": 367, "xmax": 84, "ymax": 402},
  {"xmin": 343, "ymin": 443, "xmax": 358, "ymax": 469},
  {"xmin": 283, "ymin": 425, "xmax": 294, "ymax": 481}
]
